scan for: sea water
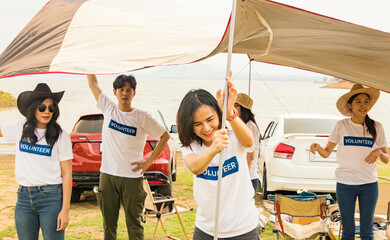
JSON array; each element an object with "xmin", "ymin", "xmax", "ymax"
[{"xmin": 0, "ymin": 76, "xmax": 390, "ymax": 151}]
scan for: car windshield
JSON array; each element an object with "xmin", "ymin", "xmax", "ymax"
[
  {"xmin": 72, "ymin": 110, "xmax": 167, "ymax": 134},
  {"xmin": 284, "ymin": 118, "xmax": 339, "ymax": 135},
  {"xmin": 73, "ymin": 115, "xmax": 104, "ymax": 133}
]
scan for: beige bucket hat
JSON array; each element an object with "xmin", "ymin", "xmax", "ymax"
[
  {"xmin": 235, "ymin": 93, "xmax": 253, "ymax": 111},
  {"xmin": 336, "ymin": 83, "xmax": 380, "ymax": 117}
]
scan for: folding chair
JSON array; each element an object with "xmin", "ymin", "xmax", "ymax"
[
  {"xmin": 273, "ymin": 194, "xmax": 329, "ymax": 240},
  {"xmin": 141, "ymin": 178, "xmax": 193, "ymax": 240},
  {"xmin": 376, "ymin": 177, "xmax": 390, "ymax": 220},
  {"xmin": 372, "ymin": 177, "xmax": 390, "ymax": 238}
]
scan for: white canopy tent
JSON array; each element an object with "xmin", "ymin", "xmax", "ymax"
[
  {"xmin": 0, "ymin": 0, "xmax": 389, "ymax": 91},
  {"xmin": 0, "ymin": 0, "xmax": 389, "ymax": 238}
]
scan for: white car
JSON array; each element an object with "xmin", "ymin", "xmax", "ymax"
[{"xmin": 259, "ymin": 114, "xmax": 343, "ymax": 199}]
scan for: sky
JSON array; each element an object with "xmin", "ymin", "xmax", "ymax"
[{"xmin": 0, "ymin": 0, "xmax": 389, "ymax": 80}]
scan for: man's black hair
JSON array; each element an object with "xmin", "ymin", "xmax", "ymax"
[{"xmin": 113, "ymin": 74, "xmax": 137, "ymax": 91}]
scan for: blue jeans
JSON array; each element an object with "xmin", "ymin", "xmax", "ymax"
[
  {"xmin": 251, "ymin": 179, "xmax": 259, "ymax": 192},
  {"xmin": 15, "ymin": 184, "xmax": 64, "ymax": 240},
  {"xmin": 336, "ymin": 182, "xmax": 378, "ymax": 240}
]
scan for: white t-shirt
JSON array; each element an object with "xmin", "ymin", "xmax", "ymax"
[
  {"xmin": 1, "ymin": 121, "xmax": 73, "ymax": 186},
  {"xmin": 181, "ymin": 131, "xmax": 259, "ymax": 238},
  {"xmin": 247, "ymin": 120, "xmax": 260, "ymax": 180},
  {"xmin": 97, "ymin": 93, "xmax": 165, "ymax": 178},
  {"xmin": 328, "ymin": 118, "xmax": 387, "ymax": 185}
]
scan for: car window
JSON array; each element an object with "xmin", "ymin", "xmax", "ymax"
[
  {"xmin": 263, "ymin": 121, "xmax": 275, "ymax": 139},
  {"xmin": 270, "ymin": 122, "xmax": 278, "ymax": 137},
  {"xmin": 73, "ymin": 115, "xmax": 104, "ymax": 133},
  {"xmin": 284, "ymin": 118, "xmax": 338, "ymax": 134}
]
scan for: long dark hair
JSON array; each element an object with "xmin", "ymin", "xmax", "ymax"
[
  {"xmin": 21, "ymin": 98, "xmax": 63, "ymax": 146},
  {"xmin": 238, "ymin": 105, "xmax": 261, "ymax": 140},
  {"xmin": 239, "ymin": 106, "xmax": 258, "ymax": 126},
  {"xmin": 348, "ymin": 93, "xmax": 377, "ymax": 141},
  {"xmin": 176, "ymin": 89, "xmax": 222, "ymax": 147}
]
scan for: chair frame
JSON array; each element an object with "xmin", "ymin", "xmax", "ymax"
[
  {"xmin": 141, "ymin": 178, "xmax": 193, "ymax": 240},
  {"xmin": 273, "ymin": 194, "xmax": 329, "ymax": 240}
]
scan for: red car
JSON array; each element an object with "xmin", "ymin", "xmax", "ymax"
[{"xmin": 70, "ymin": 110, "xmax": 177, "ymax": 202}]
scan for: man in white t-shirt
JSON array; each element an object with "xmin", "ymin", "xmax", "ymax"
[{"xmin": 87, "ymin": 74, "xmax": 170, "ymax": 240}]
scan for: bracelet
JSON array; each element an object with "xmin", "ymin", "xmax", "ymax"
[{"xmin": 226, "ymin": 107, "xmax": 238, "ymax": 122}]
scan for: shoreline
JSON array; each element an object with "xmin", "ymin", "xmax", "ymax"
[
  {"xmin": 318, "ymin": 80, "xmax": 354, "ymax": 89},
  {"xmin": 0, "ymin": 80, "xmax": 351, "ymax": 110},
  {"xmin": 0, "ymin": 106, "xmax": 16, "ymax": 111}
]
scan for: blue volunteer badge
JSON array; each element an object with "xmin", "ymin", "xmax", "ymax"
[
  {"xmin": 108, "ymin": 119, "xmax": 137, "ymax": 136},
  {"xmin": 19, "ymin": 141, "xmax": 53, "ymax": 156},
  {"xmin": 197, "ymin": 156, "xmax": 239, "ymax": 181},
  {"xmin": 344, "ymin": 136, "xmax": 374, "ymax": 148}
]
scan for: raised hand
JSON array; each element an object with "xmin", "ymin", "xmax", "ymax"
[{"xmin": 216, "ymin": 71, "xmax": 237, "ymax": 117}]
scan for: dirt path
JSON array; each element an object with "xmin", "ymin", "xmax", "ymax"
[
  {"xmin": 0, "ymin": 152, "xmax": 269, "ymax": 239},
  {"xmin": 0, "ymin": 153, "xmax": 199, "ymax": 239},
  {"xmin": 0, "ymin": 155, "xmax": 18, "ymax": 235}
]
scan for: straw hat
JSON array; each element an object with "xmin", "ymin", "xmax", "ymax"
[
  {"xmin": 336, "ymin": 83, "xmax": 380, "ymax": 117},
  {"xmin": 235, "ymin": 93, "xmax": 253, "ymax": 111},
  {"xmin": 17, "ymin": 83, "xmax": 64, "ymax": 117}
]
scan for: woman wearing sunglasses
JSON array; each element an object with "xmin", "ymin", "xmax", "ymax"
[{"xmin": 0, "ymin": 83, "xmax": 72, "ymax": 240}]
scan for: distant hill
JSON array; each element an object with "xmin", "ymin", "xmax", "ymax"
[
  {"xmin": 0, "ymin": 91, "xmax": 16, "ymax": 110},
  {"xmin": 321, "ymin": 80, "xmax": 354, "ymax": 89}
]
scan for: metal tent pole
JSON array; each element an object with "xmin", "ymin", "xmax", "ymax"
[
  {"xmin": 248, "ymin": 59, "xmax": 252, "ymax": 96},
  {"xmin": 213, "ymin": 0, "xmax": 238, "ymax": 239}
]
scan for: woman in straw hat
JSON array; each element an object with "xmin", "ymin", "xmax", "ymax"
[
  {"xmin": 310, "ymin": 83, "xmax": 389, "ymax": 239},
  {"xmin": 234, "ymin": 93, "xmax": 261, "ymax": 192},
  {"xmin": 0, "ymin": 83, "xmax": 72, "ymax": 240}
]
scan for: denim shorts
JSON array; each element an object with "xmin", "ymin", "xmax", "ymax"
[{"xmin": 15, "ymin": 184, "xmax": 64, "ymax": 240}]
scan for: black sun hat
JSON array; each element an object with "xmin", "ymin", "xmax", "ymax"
[{"xmin": 17, "ymin": 83, "xmax": 65, "ymax": 117}]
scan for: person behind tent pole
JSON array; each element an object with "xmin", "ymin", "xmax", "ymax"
[
  {"xmin": 0, "ymin": 83, "xmax": 73, "ymax": 240},
  {"xmin": 234, "ymin": 93, "xmax": 261, "ymax": 192},
  {"xmin": 310, "ymin": 83, "xmax": 389, "ymax": 240},
  {"xmin": 177, "ymin": 75, "xmax": 260, "ymax": 240},
  {"xmin": 86, "ymin": 74, "xmax": 170, "ymax": 240}
]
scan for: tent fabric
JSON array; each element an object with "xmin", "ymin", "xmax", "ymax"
[
  {"xmin": 240, "ymin": 0, "xmax": 390, "ymax": 92},
  {"xmin": 0, "ymin": 0, "xmax": 230, "ymax": 77},
  {"xmin": 0, "ymin": 0, "xmax": 389, "ymax": 92},
  {"xmin": 0, "ymin": 0, "xmax": 87, "ymax": 77}
]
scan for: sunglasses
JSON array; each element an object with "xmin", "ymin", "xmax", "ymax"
[{"xmin": 37, "ymin": 104, "xmax": 56, "ymax": 113}]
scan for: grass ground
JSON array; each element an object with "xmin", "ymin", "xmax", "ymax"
[{"xmin": 0, "ymin": 152, "xmax": 388, "ymax": 239}]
